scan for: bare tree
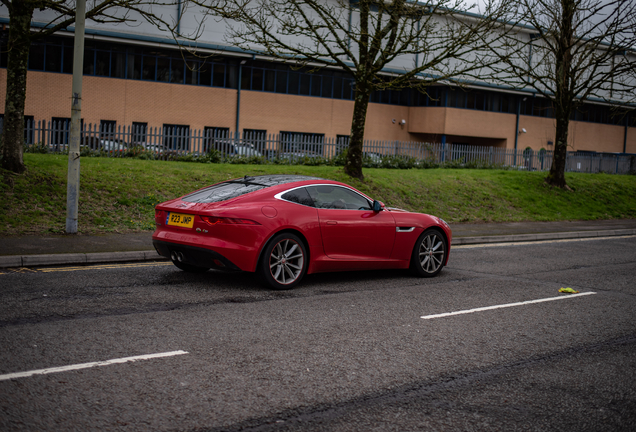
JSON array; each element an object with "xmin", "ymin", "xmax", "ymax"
[
  {"xmin": 492, "ymin": 0, "xmax": 636, "ymax": 188},
  {"xmin": 192, "ymin": 0, "xmax": 513, "ymax": 179},
  {"xmin": 0, "ymin": 0, "xmax": 179, "ymax": 174}
]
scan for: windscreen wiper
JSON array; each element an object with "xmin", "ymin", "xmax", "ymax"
[{"xmin": 225, "ymin": 176, "xmax": 269, "ymax": 187}]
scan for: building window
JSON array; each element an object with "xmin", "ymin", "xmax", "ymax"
[
  {"xmin": 243, "ymin": 129, "xmax": 267, "ymax": 139},
  {"xmin": 412, "ymin": 87, "xmax": 444, "ymax": 107},
  {"xmin": 243, "ymin": 129, "xmax": 267, "ymax": 151},
  {"xmin": 163, "ymin": 124, "xmax": 190, "ymax": 151},
  {"xmin": 9, "ymin": 32, "xmax": 359, "ymax": 101},
  {"xmin": 203, "ymin": 127, "xmax": 230, "ymax": 152},
  {"xmin": 127, "ymin": 52, "xmax": 141, "ymax": 80},
  {"xmin": 6, "ymin": 31, "xmax": 629, "ymax": 126},
  {"xmin": 0, "ymin": 114, "xmax": 34, "ymax": 145},
  {"xmin": 96, "ymin": 49, "xmax": 110, "ymax": 76},
  {"xmin": 100, "ymin": 120, "xmax": 117, "ymax": 139},
  {"xmin": 51, "ymin": 117, "xmax": 70, "ymax": 146},
  {"xmin": 132, "ymin": 122, "xmax": 148, "ymax": 144},
  {"xmin": 157, "ymin": 54, "xmax": 171, "ymax": 82},
  {"xmin": 532, "ymin": 98, "xmax": 553, "ymax": 118},
  {"xmin": 279, "ymin": 131, "xmax": 324, "ymax": 155},
  {"xmin": 24, "ymin": 115, "xmax": 35, "ymax": 145},
  {"xmin": 311, "ymin": 74, "xmax": 322, "ymax": 97},
  {"xmin": 299, "ymin": 74, "xmax": 311, "ymax": 95},
  {"xmin": 111, "ymin": 51, "xmax": 126, "ymax": 79},
  {"xmin": 336, "ymin": 135, "xmax": 349, "ymax": 155},
  {"xmin": 28, "ymin": 41, "xmax": 45, "ymax": 71}
]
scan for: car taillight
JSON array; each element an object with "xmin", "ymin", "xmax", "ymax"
[
  {"xmin": 155, "ymin": 209, "xmax": 163, "ymax": 224},
  {"xmin": 200, "ymin": 216, "xmax": 260, "ymax": 226}
]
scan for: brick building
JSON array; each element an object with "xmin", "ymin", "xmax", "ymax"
[{"xmin": 0, "ymin": 3, "xmax": 634, "ymax": 155}]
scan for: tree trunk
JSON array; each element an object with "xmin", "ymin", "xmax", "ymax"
[
  {"xmin": 2, "ymin": 2, "xmax": 34, "ymax": 174},
  {"xmin": 545, "ymin": 0, "xmax": 575, "ymax": 189},
  {"xmin": 344, "ymin": 84, "xmax": 372, "ymax": 180},
  {"xmin": 546, "ymin": 112, "xmax": 569, "ymax": 188}
]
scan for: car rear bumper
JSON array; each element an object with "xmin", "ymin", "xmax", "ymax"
[{"xmin": 153, "ymin": 239, "xmax": 242, "ymax": 271}]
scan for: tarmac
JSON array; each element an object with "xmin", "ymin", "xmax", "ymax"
[{"xmin": 1, "ymin": 219, "xmax": 635, "ymax": 269}]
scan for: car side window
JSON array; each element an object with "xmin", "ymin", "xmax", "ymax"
[
  {"xmin": 281, "ymin": 187, "xmax": 315, "ymax": 207},
  {"xmin": 306, "ymin": 185, "xmax": 371, "ymax": 210}
]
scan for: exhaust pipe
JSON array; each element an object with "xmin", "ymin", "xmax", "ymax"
[{"xmin": 170, "ymin": 251, "xmax": 185, "ymax": 262}]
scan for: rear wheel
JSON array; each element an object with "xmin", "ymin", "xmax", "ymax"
[
  {"xmin": 410, "ymin": 229, "xmax": 447, "ymax": 277},
  {"xmin": 259, "ymin": 233, "xmax": 307, "ymax": 290}
]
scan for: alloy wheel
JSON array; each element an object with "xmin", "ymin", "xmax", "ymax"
[
  {"xmin": 269, "ymin": 238, "xmax": 305, "ymax": 285},
  {"xmin": 418, "ymin": 232, "xmax": 445, "ymax": 274}
]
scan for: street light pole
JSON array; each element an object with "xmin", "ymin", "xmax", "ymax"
[{"xmin": 66, "ymin": 0, "xmax": 86, "ymax": 233}]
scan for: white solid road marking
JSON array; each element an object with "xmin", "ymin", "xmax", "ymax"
[
  {"xmin": 421, "ymin": 292, "xmax": 597, "ymax": 320},
  {"xmin": 453, "ymin": 235, "xmax": 635, "ymax": 249},
  {"xmin": 0, "ymin": 350, "xmax": 189, "ymax": 381}
]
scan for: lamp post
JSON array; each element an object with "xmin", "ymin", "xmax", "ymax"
[{"xmin": 66, "ymin": 0, "xmax": 86, "ymax": 233}]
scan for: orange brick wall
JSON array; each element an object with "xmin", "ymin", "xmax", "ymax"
[
  {"xmin": 365, "ymin": 103, "xmax": 413, "ymax": 141},
  {"xmin": 408, "ymin": 106, "xmax": 634, "ymax": 152},
  {"xmin": 1, "ymin": 69, "xmax": 633, "ymax": 153},
  {"xmin": 239, "ymin": 91, "xmax": 353, "ymax": 137},
  {"xmin": 408, "ymin": 107, "xmax": 447, "ymax": 135},
  {"xmin": 569, "ymin": 120, "xmax": 629, "ymax": 153},
  {"xmin": 233, "ymin": 93, "xmax": 413, "ymax": 142},
  {"xmin": 516, "ymin": 116, "xmax": 558, "ymax": 150},
  {"xmin": 11, "ymin": 70, "xmax": 238, "ymax": 131},
  {"xmin": 409, "ymin": 107, "xmax": 517, "ymax": 148},
  {"xmin": 628, "ymin": 127, "xmax": 636, "ymax": 154}
]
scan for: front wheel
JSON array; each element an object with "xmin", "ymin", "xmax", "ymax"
[
  {"xmin": 258, "ymin": 233, "xmax": 308, "ymax": 290},
  {"xmin": 410, "ymin": 229, "xmax": 447, "ymax": 277}
]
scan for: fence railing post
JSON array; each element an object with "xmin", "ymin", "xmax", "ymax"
[{"xmin": 7, "ymin": 119, "xmax": 631, "ymax": 175}]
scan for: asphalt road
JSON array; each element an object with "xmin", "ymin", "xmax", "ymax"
[{"xmin": 1, "ymin": 236, "xmax": 635, "ymax": 431}]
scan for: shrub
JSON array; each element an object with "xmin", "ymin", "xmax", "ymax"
[{"xmin": 24, "ymin": 142, "xmax": 49, "ymax": 154}]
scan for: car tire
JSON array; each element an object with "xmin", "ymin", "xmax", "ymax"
[
  {"xmin": 171, "ymin": 259, "xmax": 210, "ymax": 273},
  {"xmin": 258, "ymin": 233, "xmax": 308, "ymax": 290},
  {"xmin": 410, "ymin": 229, "xmax": 447, "ymax": 277}
]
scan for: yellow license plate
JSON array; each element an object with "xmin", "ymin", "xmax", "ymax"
[{"xmin": 166, "ymin": 212, "xmax": 195, "ymax": 228}]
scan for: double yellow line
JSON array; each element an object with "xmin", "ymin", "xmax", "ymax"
[{"xmin": 1, "ymin": 261, "xmax": 173, "ymax": 275}]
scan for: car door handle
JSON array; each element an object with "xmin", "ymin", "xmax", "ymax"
[{"xmin": 326, "ymin": 221, "xmax": 337, "ymax": 225}]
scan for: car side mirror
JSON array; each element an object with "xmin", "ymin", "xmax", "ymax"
[{"xmin": 372, "ymin": 200, "xmax": 383, "ymax": 212}]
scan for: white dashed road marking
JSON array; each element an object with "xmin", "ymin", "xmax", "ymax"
[
  {"xmin": 0, "ymin": 350, "xmax": 189, "ymax": 381},
  {"xmin": 421, "ymin": 292, "xmax": 597, "ymax": 320}
]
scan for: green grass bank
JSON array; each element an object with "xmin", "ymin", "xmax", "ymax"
[{"xmin": 1, "ymin": 153, "xmax": 635, "ymax": 236}]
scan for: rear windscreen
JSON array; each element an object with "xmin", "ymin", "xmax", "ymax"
[
  {"xmin": 181, "ymin": 175, "xmax": 323, "ymax": 203},
  {"xmin": 182, "ymin": 182, "xmax": 266, "ymax": 203}
]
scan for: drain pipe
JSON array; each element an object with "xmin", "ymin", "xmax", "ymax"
[
  {"xmin": 235, "ymin": 60, "xmax": 246, "ymax": 140},
  {"xmin": 414, "ymin": 20, "xmax": 420, "ymax": 68},
  {"xmin": 347, "ymin": 7, "xmax": 352, "ymax": 56},
  {"xmin": 624, "ymin": 112, "xmax": 629, "ymax": 154},
  {"xmin": 176, "ymin": 0, "xmax": 182, "ymax": 35},
  {"xmin": 514, "ymin": 96, "xmax": 522, "ymax": 152}
]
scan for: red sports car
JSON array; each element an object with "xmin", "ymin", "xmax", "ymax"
[{"xmin": 152, "ymin": 175, "xmax": 451, "ymax": 289}]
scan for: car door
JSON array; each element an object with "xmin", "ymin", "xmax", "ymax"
[{"xmin": 306, "ymin": 185, "xmax": 396, "ymax": 260}]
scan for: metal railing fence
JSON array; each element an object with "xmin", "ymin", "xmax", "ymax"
[{"xmin": 3, "ymin": 119, "xmax": 635, "ymax": 174}]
